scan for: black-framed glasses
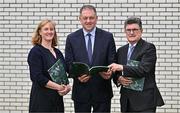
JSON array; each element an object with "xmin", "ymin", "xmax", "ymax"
[{"xmin": 125, "ymin": 29, "xmax": 140, "ymax": 34}]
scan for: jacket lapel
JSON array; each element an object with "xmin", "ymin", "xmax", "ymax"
[
  {"xmin": 91, "ymin": 28, "xmax": 101, "ymax": 66},
  {"xmin": 78, "ymin": 29, "xmax": 90, "ymax": 65},
  {"xmin": 122, "ymin": 44, "xmax": 129, "ymax": 65},
  {"xmin": 130, "ymin": 38, "xmax": 144, "ymax": 60}
]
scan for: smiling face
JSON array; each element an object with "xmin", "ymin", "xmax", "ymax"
[
  {"xmin": 39, "ymin": 22, "xmax": 55, "ymax": 43},
  {"xmin": 125, "ymin": 23, "xmax": 143, "ymax": 45},
  {"xmin": 79, "ymin": 8, "xmax": 98, "ymax": 32}
]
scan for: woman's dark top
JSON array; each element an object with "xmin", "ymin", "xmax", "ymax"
[{"xmin": 27, "ymin": 44, "xmax": 66, "ymax": 112}]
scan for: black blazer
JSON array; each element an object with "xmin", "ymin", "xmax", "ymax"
[
  {"xmin": 113, "ymin": 38, "xmax": 164, "ymax": 111},
  {"xmin": 65, "ymin": 27, "xmax": 116, "ymax": 102},
  {"xmin": 28, "ymin": 45, "xmax": 65, "ymax": 112}
]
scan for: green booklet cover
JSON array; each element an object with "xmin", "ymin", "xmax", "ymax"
[
  {"xmin": 123, "ymin": 60, "xmax": 145, "ymax": 91},
  {"xmin": 69, "ymin": 62, "xmax": 109, "ymax": 78},
  {"xmin": 48, "ymin": 59, "xmax": 69, "ymax": 85}
]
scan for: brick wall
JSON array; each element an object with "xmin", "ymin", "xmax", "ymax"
[{"xmin": 0, "ymin": 0, "xmax": 179, "ymax": 113}]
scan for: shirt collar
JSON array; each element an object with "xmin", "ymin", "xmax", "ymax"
[
  {"xmin": 83, "ymin": 27, "xmax": 96, "ymax": 37},
  {"xmin": 128, "ymin": 43, "xmax": 137, "ymax": 48}
]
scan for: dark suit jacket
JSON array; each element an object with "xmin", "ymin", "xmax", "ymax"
[
  {"xmin": 113, "ymin": 38, "xmax": 164, "ymax": 111},
  {"xmin": 65, "ymin": 27, "xmax": 116, "ymax": 103}
]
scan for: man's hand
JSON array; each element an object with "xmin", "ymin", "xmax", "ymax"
[
  {"xmin": 108, "ymin": 63, "xmax": 123, "ymax": 72},
  {"xmin": 118, "ymin": 76, "xmax": 132, "ymax": 86},
  {"xmin": 78, "ymin": 74, "xmax": 91, "ymax": 83},
  {"xmin": 99, "ymin": 69, "xmax": 112, "ymax": 80}
]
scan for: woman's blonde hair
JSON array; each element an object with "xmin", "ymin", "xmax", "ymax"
[{"xmin": 31, "ymin": 19, "xmax": 58, "ymax": 47}]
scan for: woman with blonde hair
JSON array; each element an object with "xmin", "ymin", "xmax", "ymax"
[{"xmin": 28, "ymin": 19, "xmax": 70, "ymax": 112}]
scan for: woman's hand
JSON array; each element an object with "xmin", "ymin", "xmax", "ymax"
[{"xmin": 58, "ymin": 84, "xmax": 71, "ymax": 96}]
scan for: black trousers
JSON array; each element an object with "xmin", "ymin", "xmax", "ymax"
[
  {"xmin": 74, "ymin": 100, "xmax": 111, "ymax": 113},
  {"xmin": 121, "ymin": 96, "xmax": 156, "ymax": 113}
]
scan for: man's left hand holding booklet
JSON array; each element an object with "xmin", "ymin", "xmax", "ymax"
[
  {"xmin": 48, "ymin": 59, "xmax": 69, "ymax": 85},
  {"xmin": 69, "ymin": 62, "xmax": 109, "ymax": 78}
]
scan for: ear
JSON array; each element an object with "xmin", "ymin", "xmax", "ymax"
[{"xmin": 38, "ymin": 29, "xmax": 42, "ymax": 36}]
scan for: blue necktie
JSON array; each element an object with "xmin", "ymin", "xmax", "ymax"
[
  {"xmin": 127, "ymin": 45, "xmax": 134, "ymax": 60},
  {"xmin": 87, "ymin": 33, "xmax": 92, "ymax": 63}
]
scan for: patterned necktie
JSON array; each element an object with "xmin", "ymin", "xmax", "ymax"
[
  {"xmin": 87, "ymin": 33, "xmax": 92, "ymax": 63},
  {"xmin": 127, "ymin": 45, "xmax": 134, "ymax": 60}
]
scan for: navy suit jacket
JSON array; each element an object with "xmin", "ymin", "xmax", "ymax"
[
  {"xmin": 113, "ymin": 38, "xmax": 164, "ymax": 111},
  {"xmin": 65, "ymin": 27, "xmax": 116, "ymax": 102}
]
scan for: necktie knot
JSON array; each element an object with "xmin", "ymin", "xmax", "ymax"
[
  {"xmin": 130, "ymin": 45, "xmax": 134, "ymax": 50},
  {"xmin": 87, "ymin": 33, "xmax": 91, "ymax": 38}
]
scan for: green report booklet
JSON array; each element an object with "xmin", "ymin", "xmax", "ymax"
[
  {"xmin": 123, "ymin": 60, "xmax": 145, "ymax": 91},
  {"xmin": 69, "ymin": 62, "xmax": 109, "ymax": 78},
  {"xmin": 48, "ymin": 59, "xmax": 69, "ymax": 85}
]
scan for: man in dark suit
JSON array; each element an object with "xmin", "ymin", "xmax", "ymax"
[
  {"xmin": 109, "ymin": 17, "xmax": 164, "ymax": 113},
  {"xmin": 65, "ymin": 5, "xmax": 116, "ymax": 113}
]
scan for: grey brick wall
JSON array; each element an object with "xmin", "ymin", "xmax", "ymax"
[{"xmin": 0, "ymin": 0, "xmax": 179, "ymax": 113}]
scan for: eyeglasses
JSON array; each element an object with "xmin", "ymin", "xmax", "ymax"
[
  {"xmin": 81, "ymin": 16, "xmax": 97, "ymax": 21},
  {"xmin": 125, "ymin": 29, "xmax": 140, "ymax": 34}
]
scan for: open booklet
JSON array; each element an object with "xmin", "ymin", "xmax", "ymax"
[
  {"xmin": 123, "ymin": 60, "xmax": 145, "ymax": 91},
  {"xmin": 48, "ymin": 59, "xmax": 69, "ymax": 85},
  {"xmin": 69, "ymin": 62, "xmax": 109, "ymax": 78}
]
